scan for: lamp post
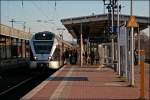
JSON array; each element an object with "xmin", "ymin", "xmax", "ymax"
[
  {"xmin": 9, "ymin": 19, "xmax": 26, "ymax": 32},
  {"xmin": 9, "ymin": 19, "xmax": 15, "ymax": 28},
  {"xmin": 103, "ymin": 0, "xmax": 118, "ymax": 70},
  {"xmin": 117, "ymin": 0, "xmax": 121, "ymax": 76},
  {"xmin": 23, "ymin": 22, "xmax": 26, "ymax": 32},
  {"xmin": 129, "ymin": 0, "xmax": 135, "ymax": 87}
]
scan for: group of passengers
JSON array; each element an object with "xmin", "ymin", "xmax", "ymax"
[
  {"xmin": 63, "ymin": 48, "xmax": 97, "ymax": 65},
  {"xmin": 83, "ymin": 51, "xmax": 98, "ymax": 65},
  {"xmin": 63, "ymin": 49, "xmax": 78, "ymax": 65}
]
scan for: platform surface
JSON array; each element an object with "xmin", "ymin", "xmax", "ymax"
[{"xmin": 21, "ymin": 64, "xmax": 149, "ymax": 100}]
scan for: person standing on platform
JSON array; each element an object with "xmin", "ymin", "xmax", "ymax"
[
  {"xmin": 134, "ymin": 49, "xmax": 138, "ymax": 65},
  {"xmin": 84, "ymin": 51, "xmax": 88, "ymax": 64},
  {"xmin": 65, "ymin": 49, "xmax": 69, "ymax": 64},
  {"xmin": 90, "ymin": 51, "xmax": 95, "ymax": 65},
  {"xmin": 74, "ymin": 49, "xmax": 78, "ymax": 64}
]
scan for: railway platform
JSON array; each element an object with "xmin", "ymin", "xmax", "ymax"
[{"xmin": 21, "ymin": 63, "xmax": 149, "ymax": 100}]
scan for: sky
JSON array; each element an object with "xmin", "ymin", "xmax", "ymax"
[{"xmin": 1, "ymin": 0, "xmax": 149, "ymax": 41}]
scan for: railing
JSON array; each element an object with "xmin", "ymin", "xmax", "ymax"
[{"xmin": 0, "ymin": 24, "xmax": 32, "ymax": 40}]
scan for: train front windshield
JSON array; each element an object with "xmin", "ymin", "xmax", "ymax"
[{"xmin": 33, "ymin": 41, "xmax": 53, "ymax": 54}]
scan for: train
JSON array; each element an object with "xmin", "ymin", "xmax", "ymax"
[{"xmin": 29, "ymin": 31, "xmax": 73, "ymax": 69}]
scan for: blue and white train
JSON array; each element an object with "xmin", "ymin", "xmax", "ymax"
[{"xmin": 29, "ymin": 31, "xmax": 73, "ymax": 69}]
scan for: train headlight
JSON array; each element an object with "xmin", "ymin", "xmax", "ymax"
[
  {"xmin": 34, "ymin": 56, "xmax": 37, "ymax": 60},
  {"xmin": 43, "ymin": 33, "xmax": 46, "ymax": 37},
  {"xmin": 48, "ymin": 56, "xmax": 51, "ymax": 60}
]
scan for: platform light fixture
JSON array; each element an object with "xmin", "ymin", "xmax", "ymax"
[{"xmin": 57, "ymin": 28, "xmax": 65, "ymax": 39}]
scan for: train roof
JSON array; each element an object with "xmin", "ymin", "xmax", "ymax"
[{"xmin": 32, "ymin": 31, "xmax": 74, "ymax": 48}]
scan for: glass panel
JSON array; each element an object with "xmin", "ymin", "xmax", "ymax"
[{"xmin": 33, "ymin": 41, "xmax": 53, "ymax": 54}]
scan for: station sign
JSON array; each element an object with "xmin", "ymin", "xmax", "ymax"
[
  {"xmin": 106, "ymin": 26, "xmax": 117, "ymax": 33},
  {"xmin": 119, "ymin": 25, "xmax": 127, "ymax": 46},
  {"xmin": 127, "ymin": 16, "xmax": 139, "ymax": 28}
]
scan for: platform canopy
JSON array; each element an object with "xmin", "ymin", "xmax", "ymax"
[{"xmin": 61, "ymin": 14, "xmax": 149, "ymax": 43}]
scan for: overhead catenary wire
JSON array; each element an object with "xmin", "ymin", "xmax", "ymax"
[
  {"xmin": 21, "ymin": 0, "xmax": 24, "ymax": 8},
  {"xmin": 47, "ymin": 0, "xmax": 65, "ymax": 35},
  {"xmin": 6, "ymin": 1, "xmax": 9, "ymax": 25},
  {"xmin": 5, "ymin": 1, "xmax": 30, "ymax": 32},
  {"xmin": 32, "ymin": 1, "xmax": 50, "ymax": 20},
  {"xmin": 16, "ymin": 1, "xmax": 34, "ymax": 32},
  {"xmin": 32, "ymin": 0, "xmax": 63, "ymax": 34},
  {"xmin": 47, "ymin": 0, "xmax": 57, "ymax": 23},
  {"xmin": 20, "ymin": 4, "xmax": 34, "ymax": 32},
  {"xmin": 6, "ymin": 1, "xmax": 26, "ymax": 30},
  {"xmin": 55, "ymin": 0, "xmax": 56, "ymax": 11},
  {"xmin": 7, "ymin": 0, "xmax": 64, "ymax": 35},
  {"xmin": 32, "ymin": 1, "xmax": 58, "ymax": 32}
]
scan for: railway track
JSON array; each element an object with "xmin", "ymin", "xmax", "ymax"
[{"xmin": 0, "ymin": 66, "xmax": 57, "ymax": 99}]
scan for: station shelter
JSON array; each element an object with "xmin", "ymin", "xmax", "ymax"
[{"xmin": 61, "ymin": 14, "xmax": 149, "ymax": 73}]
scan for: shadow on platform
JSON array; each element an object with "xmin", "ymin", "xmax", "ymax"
[{"xmin": 46, "ymin": 76, "xmax": 88, "ymax": 81}]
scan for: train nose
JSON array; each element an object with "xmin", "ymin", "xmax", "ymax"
[{"xmin": 48, "ymin": 61, "xmax": 60, "ymax": 69}]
